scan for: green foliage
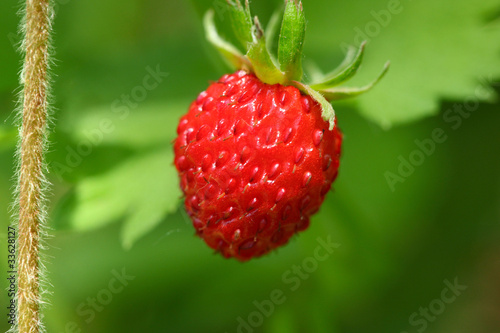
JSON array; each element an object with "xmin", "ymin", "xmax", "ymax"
[
  {"xmin": 60, "ymin": 102, "xmax": 184, "ymax": 149},
  {"xmin": 51, "ymin": 100, "xmax": 186, "ymax": 248},
  {"xmin": 54, "ymin": 149, "xmax": 180, "ymax": 249},
  {"xmin": 302, "ymin": 0, "xmax": 500, "ymax": 127}
]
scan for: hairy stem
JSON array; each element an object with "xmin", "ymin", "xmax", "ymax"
[{"xmin": 16, "ymin": 0, "xmax": 53, "ymax": 332}]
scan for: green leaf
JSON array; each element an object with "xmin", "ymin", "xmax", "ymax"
[
  {"xmin": 305, "ymin": 0, "xmax": 500, "ymax": 127},
  {"xmin": 61, "ymin": 101, "xmax": 185, "ymax": 149},
  {"xmin": 310, "ymin": 41, "xmax": 366, "ymax": 89},
  {"xmin": 278, "ymin": 0, "xmax": 306, "ymax": 81},
  {"xmin": 320, "ymin": 61, "xmax": 390, "ymax": 100},
  {"xmin": 52, "ymin": 100, "xmax": 187, "ymax": 245},
  {"xmin": 55, "ymin": 149, "xmax": 181, "ymax": 249},
  {"xmin": 120, "ymin": 150, "xmax": 181, "ymax": 249}
]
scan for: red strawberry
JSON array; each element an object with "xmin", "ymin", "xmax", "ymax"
[
  {"xmin": 174, "ymin": 70, "xmax": 342, "ymax": 260},
  {"xmin": 173, "ymin": 0, "xmax": 388, "ymax": 261}
]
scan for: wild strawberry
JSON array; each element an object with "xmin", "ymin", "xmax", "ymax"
[{"xmin": 174, "ymin": 0, "xmax": 389, "ymax": 261}]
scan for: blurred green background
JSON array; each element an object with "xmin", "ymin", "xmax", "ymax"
[{"xmin": 1, "ymin": 0, "xmax": 500, "ymax": 332}]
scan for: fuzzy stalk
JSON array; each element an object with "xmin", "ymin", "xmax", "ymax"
[{"xmin": 16, "ymin": 0, "xmax": 53, "ymax": 332}]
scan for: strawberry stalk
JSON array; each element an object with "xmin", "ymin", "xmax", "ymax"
[
  {"xmin": 204, "ymin": 0, "xmax": 390, "ymax": 130},
  {"xmin": 14, "ymin": 0, "xmax": 53, "ymax": 332}
]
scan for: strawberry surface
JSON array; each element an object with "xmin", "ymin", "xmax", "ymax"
[{"xmin": 174, "ymin": 70, "xmax": 342, "ymax": 261}]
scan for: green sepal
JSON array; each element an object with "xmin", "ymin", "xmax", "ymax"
[
  {"xmin": 247, "ymin": 17, "xmax": 285, "ymax": 85},
  {"xmin": 331, "ymin": 45, "xmax": 357, "ymax": 75},
  {"xmin": 293, "ymin": 81, "xmax": 336, "ymax": 130},
  {"xmin": 203, "ymin": 10, "xmax": 249, "ymax": 70},
  {"xmin": 320, "ymin": 62, "xmax": 390, "ymax": 100},
  {"xmin": 310, "ymin": 41, "xmax": 366, "ymax": 90},
  {"xmin": 304, "ymin": 45, "xmax": 356, "ymax": 84},
  {"xmin": 278, "ymin": 0, "xmax": 306, "ymax": 82},
  {"xmin": 226, "ymin": 0, "xmax": 253, "ymax": 50}
]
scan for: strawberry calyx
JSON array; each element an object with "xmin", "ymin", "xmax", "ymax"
[{"xmin": 204, "ymin": 0, "xmax": 389, "ymax": 130}]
